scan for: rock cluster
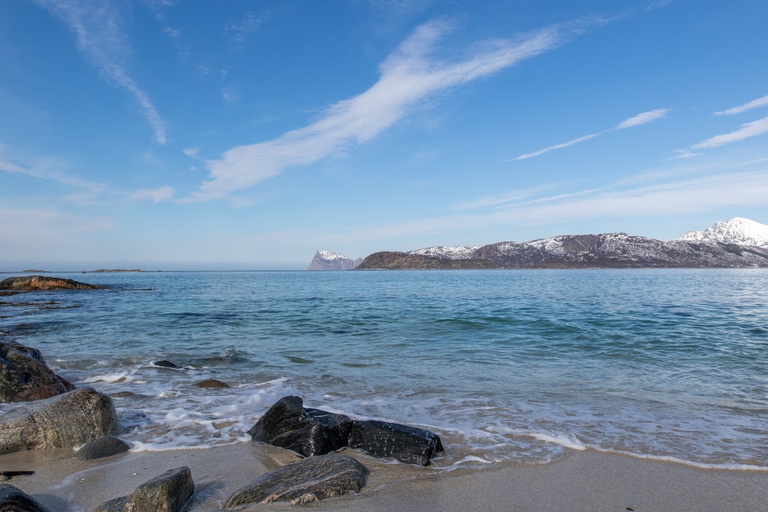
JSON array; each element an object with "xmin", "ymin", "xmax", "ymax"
[
  {"xmin": 0, "ymin": 276, "xmax": 104, "ymax": 291},
  {"xmin": 249, "ymin": 395, "xmax": 444, "ymax": 466}
]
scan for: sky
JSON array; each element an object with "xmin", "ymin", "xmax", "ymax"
[{"xmin": 1, "ymin": 0, "xmax": 767, "ymax": 270}]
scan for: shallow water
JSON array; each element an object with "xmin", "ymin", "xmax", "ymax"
[{"xmin": 1, "ymin": 269, "xmax": 767, "ymax": 470}]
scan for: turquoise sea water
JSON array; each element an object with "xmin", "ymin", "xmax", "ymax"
[{"xmin": 1, "ymin": 269, "xmax": 767, "ymax": 470}]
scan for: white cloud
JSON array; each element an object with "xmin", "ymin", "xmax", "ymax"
[
  {"xmin": 690, "ymin": 116, "xmax": 768, "ymax": 150},
  {"xmin": 182, "ymin": 147, "xmax": 200, "ymax": 158},
  {"xmin": 511, "ymin": 133, "xmax": 599, "ymax": 161},
  {"xmin": 127, "ymin": 186, "xmax": 175, "ymax": 203},
  {"xmin": 225, "ymin": 11, "xmax": 270, "ymax": 46},
  {"xmin": 190, "ymin": 20, "xmax": 571, "ymax": 201},
  {"xmin": 33, "ymin": 0, "xmax": 167, "ymax": 144},
  {"xmin": 714, "ymin": 94, "xmax": 768, "ymax": 116},
  {"xmin": 510, "ymin": 108, "xmax": 668, "ymax": 162},
  {"xmin": 615, "ymin": 108, "xmax": 669, "ymax": 129}
]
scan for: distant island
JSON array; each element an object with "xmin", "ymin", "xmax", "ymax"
[
  {"xmin": 87, "ymin": 269, "xmax": 159, "ymax": 273},
  {"xmin": 307, "ymin": 251, "xmax": 362, "ymax": 271},
  {"xmin": 315, "ymin": 218, "xmax": 768, "ymax": 270}
]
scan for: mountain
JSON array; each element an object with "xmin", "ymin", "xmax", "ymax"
[
  {"xmin": 678, "ymin": 218, "xmax": 768, "ymax": 247},
  {"xmin": 408, "ymin": 245, "xmax": 481, "ymax": 260},
  {"xmin": 356, "ymin": 229, "xmax": 768, "ymax": 270},
  {"xmin": 307, "ymin": 250, "xmax": 362, "ymax": 271}
]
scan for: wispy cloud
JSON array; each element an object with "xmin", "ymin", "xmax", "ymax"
[
  {"xmin": 0, "ymin": 143, "xmax": 109, "ymax": 202},
  {"xmin": 688, "ymin": 116, "xmax": 768, "ymax": 151},
  {"xmin": 189, "ymin": 19, "xmax": 585, "ymax": 201},
  {"xmin": 127, "ymin": 186, "xmax": 175, "ymax": 203},
  {"xmin": 33, "ymin": 0, "xmax": 167, "ymax": 144},
  {"xmin": 510, "ymin": 108, "xmax": 668, "ymax": 161},
  {"xmin": 225, "ymin": 11, "xmax": 270, "ymax": 46},
  {"xmin": 714, "ymin": 94, "xmax": 768, "ymax": 116},
  {"xmin": 615, "ymin": 108, "xmax": 669, "ymax": 129},
  {"xmin": 182, "ymin": 147, "xmax": 200, "ymax": 158},
  {"xmin": 511, "ymin": 134, "xmax": 599, "ymax": 161}
]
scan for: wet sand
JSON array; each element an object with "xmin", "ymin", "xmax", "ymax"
[{"xmin": 2, "ymin": 444, "xmax": 767, "ymax": 511}]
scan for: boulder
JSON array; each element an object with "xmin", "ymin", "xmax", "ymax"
[
  {"xmin": 193, "ymin": 379, "xmax": 229, "ymax": 388},
  {"xmin": 247, "ymin": 396, "xmax": 444, "ymax": 465},
  {"xmin": 0, "ymin": 484, "xmax": 52, "ymax": 512},
  {"xmin": 94, "ymin": 467, "xmax": 194, "ymax": 512},
  {"xmin": 0, "ymin": 276, "xmax": 103, "ymax": 291},
  {"xmin": 75, "ymin": 435, "xmax": 130, "ymax": 460},
  {"xmin": 0, "ymin": 387, "xmax": 121, "ymax": 454},
  {"xmin": 348, "ymin": 419, "xmax": 444, "ymax": 466},
  {"xmin": 224, "ymin": 454, "xmax": 367, "ymax": 507},
  {"xmin": 247, "ymin": 396, "xmax": 352, "ymax": 457},
  {"xmin": 152, "ymin": 360, "xmax": 178, "ymax": 368},
  {"xmin": 1, "ymin": 341, "xmax": 75, "ymax": 402}
]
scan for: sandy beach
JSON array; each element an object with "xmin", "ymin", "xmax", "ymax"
[{"xmin": 3, "ymin": 443, "xmax": 767, "ymax": 511}]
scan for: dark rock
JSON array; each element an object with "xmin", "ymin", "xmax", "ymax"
[
  {"xmin": 94, "ymin": 467, "xmax": 194, "ymax": 512},
  {"xmin": 224, "ymin": 454, "xmax": 367, "ymax": 507},
  {"xmin": 247, "ymin": 396, "xmax": 352, "ymax": 457},
  {"xmin": 348, "ymin": 419, "xmax": 444, "ymax": 466},
  {"xmin": 0, "ymin": 341, "xmax": 75, "ymax": 402},
  {"xmin": 193, "ymin": 379, "xmax": 229, "ymax": 388},
  {"xmin": 0, "ymin": 484, "xmax": 52, "ymax": 511},
  {"xmin": 153, "ymin": 360, "xmax": 178, "ymax": 368},
  {"xmin": 0, "ymin": 472, "xmax": 34, "ymax": 481},
  {"xmin": 247, "ymin": 396, "xmax": 444, "ymax": 465},
  {"xmin": 75, "ymin": 435, "xmax": 130, "ymax": 460},
  {"xmin": 0, "ymin": 387, "xmax": 121, "ymax": 454},
  {"xmin": 0, "ymin": 276, "xmax": 103, "ymax": 291}
]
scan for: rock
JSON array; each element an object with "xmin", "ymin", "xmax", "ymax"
[
  {"xmin": 0, "ymin": 276, "xmax": 103, "ymax": 291},
  {"xmin": 0, "ymin": 387, "xmax": 121, "ymax": 454},
  {"xmin": 0, "ymin": 341, "xmax": 75, "ymax": 402},
  {"xmin": 153, "ymin": 360, "xmax": 178, "ymax": 368},
  {"xmin": 247, "ymin": 396, "xmax": 353, "ymax": 457},
  {"xmin": 0, "ymin": 484, "xmax": 52, "ymax": 512},
  {"xmin": 348, "ymin": 419, "xmax": 444, "ymax": 466},
  {"xmin": 75, "ymin": 435, "xmax": 130, "ymax": 460},
  {"xmin": 193, "ymin": 379, "xmax": 229, "ymax": 388},
  {"xmin": 224, "ymin": 454, "xmax": 367, "ymax": 507},
  {"xmin": 247, "ymin": 396, "xmax": 444, "ymax": 465},
  {"xmin": 94, "ymin": 467, "xmax": 194, "ymax": 512}
]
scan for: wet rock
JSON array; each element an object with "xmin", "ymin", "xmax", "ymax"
[
  {"xmin": 0, "ymin": 483, "xmax": 52, "ymax": 512},
  {"xmin": 224, "ymin": 454, "xmax": 367, "ymax": 507},
  {"xmin": 247, "ymin": 396, "xmax": 353, "ymax": 457},
  {"xmin": 75, "ymin": 435, "xmax": 130, "ymax": 460},
  {"xmin": 94, "ymin": 467, "xmax": 194, "ymax": 512},
  {"xmin": 0, "ymin": 341, "xmax": 75, "ymax": 402},
  {"xmin": 153, "ymin": 360, "xmax": 178, "ymax": 368},
  {"xmin": 194, "ymin": 379, "xmax": 229, "ymax": 388},
  {"xmin": 0, "ymin": 276, "xmax": 103, "ymax": 291},
  {"xmin": 348, "ymin": 419, "xmax": 444, "ymax": 466},
  {"xmin": 0, "ymin": 387, "xmax": 121, "ymax": 454}
]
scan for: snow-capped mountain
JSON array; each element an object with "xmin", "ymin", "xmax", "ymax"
[
  {"xmin": 307, "ymin": 250, "xmax": 362, "ymax": 270},
  {"xmin": 408, "ymin": 245, "xmax": 481, "ymax": 260},
  {"xmin": 678, "ymin": 218, "xmax": 768, "ymax": 247}
]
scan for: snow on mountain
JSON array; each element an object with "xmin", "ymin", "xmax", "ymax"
[
  {"xmin": 678, "ymin": 218, "xmax": 768, "ymax": 247},
  {"xmin": 407, "ymin": 245, "xmax": 481, "ymax": 260},
  {"xmin": 307, "ymin": 250, "xmax": 362, "ymax": 270}
]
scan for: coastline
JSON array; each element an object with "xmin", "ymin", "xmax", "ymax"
[{"xmin": 3, "ymin": 444, "xmax": 768, "ymax": 511}]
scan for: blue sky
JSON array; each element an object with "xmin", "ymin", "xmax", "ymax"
[{"xmin": 1, "ymin": 0, "xmax": 767, "ymax": 270}]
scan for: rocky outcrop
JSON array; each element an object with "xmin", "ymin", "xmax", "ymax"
[
  {"xmin": 0, "ymin": 484, "xmax": 52, "ymax": 512},
  {"xmin": 0, "ymin": 341, "xmax": 75, "ymax": 402},
  {"xmin": 0, "ymin": 388, "xmax": 121, "ymax": 454},
  {"xmin": 94, "ymin": 467, "xmax": 194, "ymax": 512},
  {"xmin": 307, "ymin": 250, "xmax": 362, "ymax": 270},
  {"xmin": 248, "ymin": 396, "xmax": 444, "ymax": 466},
  {"xmin": 194, "ymin": 379, "xmax": 229, "ymax": 388},
  {"xmin": 357, "ymin": 233, "xmax": 768, "ymax": 270},
  {"xmin": 75, "ymin": 436, "xmax": 131, "ymax": 460},
  {"xmin": 0, "ymin": 276, "xmax": 104, "ymax": 291},
  {"xmin": 224, "ymin": 454, "xmax": 367, "ymax": 507}
]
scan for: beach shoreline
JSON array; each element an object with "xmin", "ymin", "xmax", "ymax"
[{"xmin": 3, "ymin": 443, "xmax": 768, "ymax": 511}]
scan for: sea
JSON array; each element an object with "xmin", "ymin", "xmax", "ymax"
[{"xmin": 1, "ymin": 269, "xmax": 767, "ymax": 471}]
